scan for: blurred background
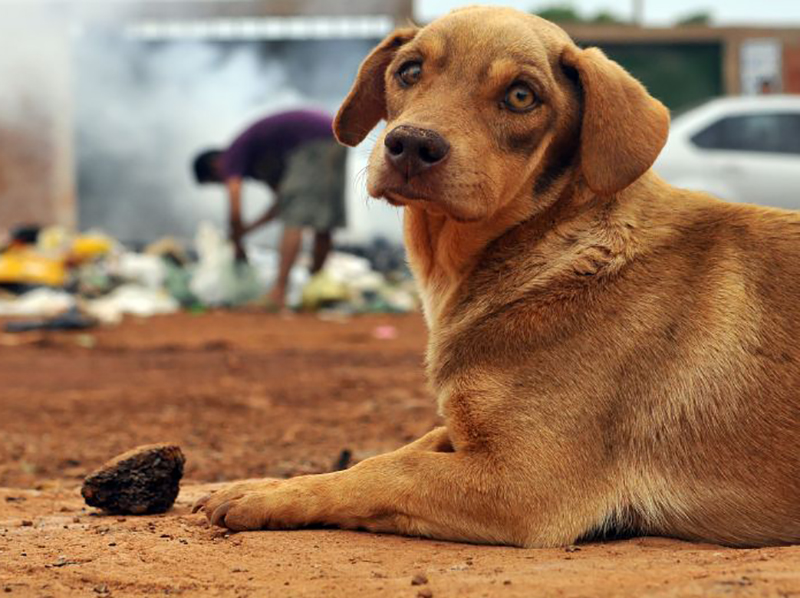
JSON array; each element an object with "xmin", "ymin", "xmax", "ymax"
[
  {"xmin": 1, "ymin": 0, "xmax": 799, "ymax": 249},
  {"xmin": 0, "ymin": 0, "xmax": 799, "ymax": 321}
]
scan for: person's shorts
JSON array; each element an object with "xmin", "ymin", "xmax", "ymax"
[{"xmin": 277, "ymin": 139, "xmax": 347, "ymax": 231}]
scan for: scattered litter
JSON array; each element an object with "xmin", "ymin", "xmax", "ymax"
[
  {"xmin": 301, "ymin": 271, "xmax": 349, "ymax": 311},
  {"xmin": 75, "ymin": 334, "xmax": 97, "ymax": 349},
  {"xmin": 0, "ymin": 248, "xmax": 66, "ymax": 287},
  {"xmin": 0, "ymin": 221, "xmax": 419, "ymax": 324},
  {"xmin": 84, "ymin": 285, "xmax": 179, "ymax": 325},
  {"xmin": 190, "ymin": 222, "xmax": 262, "ymax": 307},
  {"xmin": 4, "ymin": 306, "xmax": 95, "ymax": 333},
  {"xmin": 145, "ymin": 237, "xmax": 190, "ymax": 265},
  {"xmin": 69, "ymin": 233, "xmax": 115, "ymax": 262},
  {"xmin": 110, "ymin": 252, "xmax": 167, "ymax": 290},
  {"xmin": 372, "ymin": 325, "xmax": 398, "ymax": 340},
  {"xmin": 0, "ymin": 289, "xmax": 75, "ymax": 318},
  {"xmin": 298, "ymin": 252, "xmax": 418, "ymax": 313}
]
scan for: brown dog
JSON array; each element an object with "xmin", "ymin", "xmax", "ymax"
[{"xmin": 195, "ymin": 6, "xmax": 800, "ymax": 547}]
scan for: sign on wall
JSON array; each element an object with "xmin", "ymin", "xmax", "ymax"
[{"xmin": 740, "ymin": 38, "xmax": 783, "ymax": 95}]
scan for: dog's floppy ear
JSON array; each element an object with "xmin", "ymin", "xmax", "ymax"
[
  {"xmin": 333, "ymin": 28, "xmax": 417, "ymax": 147},
  {"xmin": 561, "ymin": 45, "xmax": 670, "ymax": 196}
]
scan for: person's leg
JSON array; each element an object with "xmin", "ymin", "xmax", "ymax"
[
  {"xmin": 311, "ymin": 230, "xmax": 332, "ymax": 274},
  {"xmin": 267, "ymin": 140, "xmax": 344, "ymax": 307},
  {"xmin": 268, "ymin": 226, "xmax": 303, "ymax": 309}
]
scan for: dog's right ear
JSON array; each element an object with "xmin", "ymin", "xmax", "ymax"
[{"xmin": 333, "ymin": 28, "xmax": 417, "ymax": 147}]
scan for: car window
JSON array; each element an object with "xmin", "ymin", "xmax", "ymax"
[{"xmin": 691, "ymin": 112, "xmax": 800, "ymax": 155}]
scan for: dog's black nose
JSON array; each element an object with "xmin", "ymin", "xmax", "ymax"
[{"xmin": 384, "ymin": 125, "xmax": 450, "ymax": 179}]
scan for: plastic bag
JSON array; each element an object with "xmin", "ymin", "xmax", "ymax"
[{"xmin": 189, "ymin": 222, "xmax": 262, "ymax": 307}]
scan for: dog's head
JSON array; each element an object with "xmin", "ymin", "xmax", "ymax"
[{"xmin": 334, "ymin": 6, "xmax": 670, "ymax": 222}]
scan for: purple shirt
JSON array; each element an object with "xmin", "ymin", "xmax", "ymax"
[{"xmin": 221, "ymin": 110, "xmax": 334, "ymax": 189}]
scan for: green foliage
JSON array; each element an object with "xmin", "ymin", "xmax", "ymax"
[
  {"xmin": 591, "ymin": 10, "xmax": 624, "ymax": 25},
  {"xmin": 535, "ymin": 5, "xmax": 582, "ymax": 23},
  {"xmin": 535, "ymin": 4, "xmax": 624, "ymax": 25},
  {"xmin": 677, "ymin": 11, "xmax": 712, "ymax": 26}
]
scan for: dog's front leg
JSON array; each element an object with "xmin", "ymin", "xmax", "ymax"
[{"xmin": 194, "ymin": 426, "xmax": 546, "ymax": 546}]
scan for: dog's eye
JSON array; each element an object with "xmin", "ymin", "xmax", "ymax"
[
  {"xmin": 504, "ymin": 82, "xmax": 537, "ymax": 112},
  {"xmin": 397, "ymin": 61, "xmax": 422, "ymax": 87}
]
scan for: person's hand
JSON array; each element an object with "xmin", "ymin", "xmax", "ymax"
[
  {"xmin": 233, "ymin": 242, "xmax": 248, "ymax": 263},
  {"xmin": 229, "ymin": 221, "xmax": 248, "ymax": 263},
  {"xmin": 230, "ymin": 231, "xmax": 248, "ymax": 262}
]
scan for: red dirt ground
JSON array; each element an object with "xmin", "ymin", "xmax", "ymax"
[{"xmin": 1, "ymin": 312, "xmax": 799, "ymax": 597}]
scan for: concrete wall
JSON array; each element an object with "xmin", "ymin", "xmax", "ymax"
[{"xmin": 0, "ymin": 18, "xmax": 75, "ymax": 238}]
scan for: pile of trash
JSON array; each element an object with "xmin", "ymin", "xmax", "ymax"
[{"xmin": 0, "ymin": 222, "xmax": 418, "ymax": 331}]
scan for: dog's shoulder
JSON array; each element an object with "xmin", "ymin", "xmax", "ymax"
[{"xmin": 428, "ymin": 179, "xmax": 800, "ymax": 388}]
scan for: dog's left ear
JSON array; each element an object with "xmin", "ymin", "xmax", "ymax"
[
  {"xmin": 561, "ymin": 45, "xmax": 670, "ymax": 196},
  {"xmin": 334, "ymin": 28, "xmax": 417, "ymax": 147}
]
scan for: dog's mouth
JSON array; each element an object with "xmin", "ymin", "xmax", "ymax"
[
  {"xmin": 382, "ymin": 189, "xmax": 483, "ymax": 223},
  {"xmin": 382, "ymin": 189, "xmax": 432, "ymax": 206}
]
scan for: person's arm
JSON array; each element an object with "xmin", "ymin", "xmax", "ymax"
[
  {"xmin": 226, "ymin": 177, "xmax": 248, "ymax": 262},
  {"xmin": 242, "ymin": 201, "xmax": 280, "ymax": 234}
]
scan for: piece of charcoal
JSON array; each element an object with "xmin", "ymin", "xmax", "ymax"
[{"xmin": 81, "ymin": 444, "xmax": 185, "ymax": 515}]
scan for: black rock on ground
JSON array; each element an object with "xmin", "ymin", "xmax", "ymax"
[{"xmin": 81, "ymin": 444, "xmax": 185, "ymax": 515}]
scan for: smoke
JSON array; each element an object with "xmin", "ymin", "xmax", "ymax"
[
  {"xmin": 0, "ymin": 3, "xmax": 403, "ymax": 245},
  {"xmin": 75, "ymin": 33, "xmax": 387, "ymax": 245}
]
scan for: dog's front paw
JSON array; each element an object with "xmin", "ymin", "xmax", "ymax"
[{"xmin": 193, "ymin": 480, "xmax": 286, "ymax": 531}]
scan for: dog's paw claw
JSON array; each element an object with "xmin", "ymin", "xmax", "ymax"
[
  {"xmin": 211, "ymin": 501, "xmax": 234, "ymax": 527},
  {"xmin": 192, "ymin": 493, "xmax": 212, "ymax": 514}
]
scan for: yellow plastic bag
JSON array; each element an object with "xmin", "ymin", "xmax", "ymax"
[
  {"xmin": 300, "ymin": 271, "xmax": 349, "ymax": 311},
  {"xmin": 71, "ymin": 234, "xmax": 113, "ymax": 261},
  {"xmin": 0, "ymin": 247, "xmax": 66, "ymax": 287}
]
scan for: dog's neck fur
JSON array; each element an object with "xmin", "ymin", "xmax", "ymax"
[
  {"xmin": 405, "ymin": 171, "xmax": 660, "ymax": 330},
  {"xmin": 403, "ymin": 171, "xmax": 574, "ymax": 326},
  {"xmin": 403, "ymin": 201, "xmax": 528, "ymax": 326}
]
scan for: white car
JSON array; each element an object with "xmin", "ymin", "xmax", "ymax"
[{"xmin": 654, "ymin": 95, "xmax": 800, "ymax": 210}]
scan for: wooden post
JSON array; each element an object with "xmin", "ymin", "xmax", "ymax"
[{"xmin": 723, "ymin": 34, "xmax": 742, "ymax": 96}]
